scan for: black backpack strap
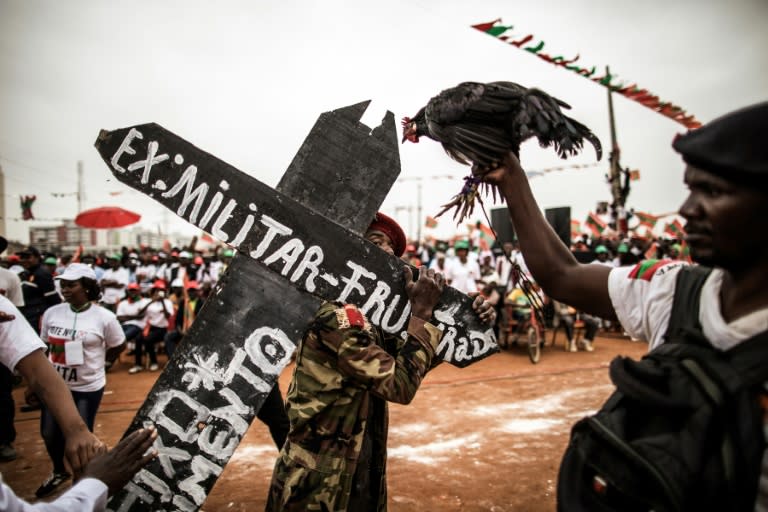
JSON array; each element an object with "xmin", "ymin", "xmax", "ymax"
[
  {"xmin": 663, "ymin": 265, "xmax": 713, "ymax": 346},
  {"xmin": 662, "ymin": 264, "xmax": 768, "ymax": 387}
]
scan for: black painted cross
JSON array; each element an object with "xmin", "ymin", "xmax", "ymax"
[{"xmin": 94, "ymin": 102, "xmax": 498, "ymax": 511}]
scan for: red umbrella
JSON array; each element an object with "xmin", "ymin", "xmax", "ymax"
[{"xmin": 75, "ymin": 206, "xmax": 141, "ymax": 229}]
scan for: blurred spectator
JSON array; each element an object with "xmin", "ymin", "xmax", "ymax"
[
  {"xmin": 445, "ymin": 240, "xmax": 481, "ymax": 294},
  {"xmin": 98, "ymin": 254, "xmax": 129, "ymax": 313},
  {"xmin": 115, "ymin": 283, "xmax": 149, "ymax": 366},
  {"xmin": 128, "ymin": 281, "xmax": 173, "ymax": 374},
  {"xmin": 164, "ymin": 281, "xmax": 204, "ymax": 358},
  {"xmin": 16, "ymin": 246, "xmax": 61, "ymax": 334}
]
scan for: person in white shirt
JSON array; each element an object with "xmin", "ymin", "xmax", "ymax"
[
  {"xmin": 444, "ymin": 240, "xmax": 482, "ymax": 295},
  {"xmin": 481, "ymin": 102, "xmax": 768, "ymax": 509},
  {"xmin": 127, "ymin": 281, "xmax": 173, "ymax": 374},
  {"xmin": 0, "ymin": 235, "xmax": 25, "ymax": 462},
  {"xmin": 0, "ymin": 422, "xmax": 157, "ymax": 512},
  {"xmin": 35, "ymin": 264, "xmax": 125, "ymax": 498},
  {"xmin": 0, "ymin": 295, "xmax": 110, "ymax": 505},
  {"xmin": 98, "ymin": 255, "xmax": 129, "ymax": 313}
]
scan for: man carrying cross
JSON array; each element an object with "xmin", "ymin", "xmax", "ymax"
[{"xmin": 266, "ymin": 212, "xmax": 496, "ymax": 512}]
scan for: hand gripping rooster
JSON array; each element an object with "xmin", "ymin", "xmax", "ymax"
[{"xmin": 402, "ymin": 81, "xmax": 602, "ymax": 222}]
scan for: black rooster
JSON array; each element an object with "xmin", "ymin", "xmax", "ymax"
[{"xmin": 402, "ymin": 81, "xmax": 602, "ymax": 221}]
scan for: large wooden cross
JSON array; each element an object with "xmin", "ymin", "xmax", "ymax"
[{"xmin": 94, "ymin": 102, "xmax": 498, "ymax": 511}]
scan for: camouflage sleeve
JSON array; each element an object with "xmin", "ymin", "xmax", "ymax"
[{"xmin": 315, "ymin": 302, "xmax": 442, "ymax": 405}]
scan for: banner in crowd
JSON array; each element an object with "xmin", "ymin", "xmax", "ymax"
[
  {"xmin": 664, "ymin": 218, "xmax": 686, "ymax": 238},
  {"xmin": 584, "ymin": 212, "xmax": 607, "ymax": 236},
  {"xmin": 471, "ymin": 19, "xmax": 702, "ymax": 129},
  {"xmin": 570, "ymin": 219, "xmax": 582, "ymax": 239},
  {"xmin": 633, "ymin": 211, "xmax": 658, "ymax": 228}
]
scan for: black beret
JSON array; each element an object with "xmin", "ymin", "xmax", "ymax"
[{"xmin": 672, "ymin": 102, "xmax": 768, "ymax": 180}]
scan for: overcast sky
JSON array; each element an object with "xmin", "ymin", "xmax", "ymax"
[{"xmin": 1, "ymin": 0, "xmax": 766, "ymax": 244}]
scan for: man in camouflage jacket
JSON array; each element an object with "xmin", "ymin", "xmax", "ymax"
[{"xmin": 266, "ymin": 213, "xmax": 495, "ymax": 511}]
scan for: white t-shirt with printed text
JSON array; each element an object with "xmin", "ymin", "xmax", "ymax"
[
  {"xmin": 40, "ymin": 303, "xmax": 125, "ymax": 392},
  {"xmin": 0, "ymin": 294, "xmax": 46, "ymax": 371},
  {"xmin": 607, "ymin": 260, "xmax": 768, "ymax": 510}
]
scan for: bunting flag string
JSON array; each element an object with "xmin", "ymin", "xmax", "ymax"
[
  {"xmin": 525, "ymin": 161, "xmax": 602, "ymax": 178},
  {"xmin": 471, "ymin": 19, "xmax": 702, "ymax": 129}
]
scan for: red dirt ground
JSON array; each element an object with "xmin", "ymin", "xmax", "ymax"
[{"xmin": 3, "ymin": 333, "xmax": 647, "ymax": 511}]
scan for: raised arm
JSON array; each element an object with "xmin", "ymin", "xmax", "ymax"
[{"xmin": 481, "ymin": 153, "xmax": 616, "ymax": 319}]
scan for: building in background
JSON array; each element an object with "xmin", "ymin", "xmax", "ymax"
[{"xmin": 27, "ymin": 220, "xmax": 187, "ymax": 254}]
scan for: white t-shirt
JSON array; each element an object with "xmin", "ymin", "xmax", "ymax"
[
  {"xmin": 0, "ymin": 295, "xmax": 46, "ymax": 372},
  {"xmin": 40, "ymin": 303, "xmax": 125, "ymax": 392},
  {"xmin": 608, "ymin": 260, "xmax": 768, "ymax": 509},
  {"xmin": 116, "ymin": 297, "xmax": 150, "ymax": 328},
  {"xmin": 99, "ymin": 267, "xmax": 130, "ymax": 305},
  {"xmin": 0, "ymin": 268, "xmax": 24, "ymax": 307},
  {"xmin": 445, "ymin": 258, "xmax": 482, "ymax": 295},
  {"xmin": 0, "ymin": 474, "xmax": 107, "ymax": 511},
  {"xmin": 144, "ymin": 299, "xmax": 174, "ymax": 328}
]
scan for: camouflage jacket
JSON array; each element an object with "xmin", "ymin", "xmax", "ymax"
[{"xmin": 266, "ymin": 301, "xmax": 443, "ymax": 512}]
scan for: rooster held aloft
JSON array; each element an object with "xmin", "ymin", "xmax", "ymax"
[{"xmin": 402, "ymin": 81, "xmax": 602, "ymax": 222}]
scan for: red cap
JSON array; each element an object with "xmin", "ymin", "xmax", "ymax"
[
  {"xmin": 152, "ymin": 280, "xmax": 167, "ymax": 290},
  {"xmin": 127, "ymin": 282, "xmax": 140, "ymax": 290},
  {"xmin": 186, "ymin": 280, "xmax": 199, "ymax": 290},
  {"xmin": 367, "ymin": 212, "xmax": 406, "ymax": 257},
  {"xmin": 194, "ymin": 256, "xmax": 203, "ymax": 265}
]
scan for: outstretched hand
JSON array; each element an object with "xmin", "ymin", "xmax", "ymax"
[
  {"xmin": 82, "ymin": 426, "xmax": 158, "ymax": 495},
  {"xmin": 404, "ymin": 266, "xmax": 445, "ymax": 321}
]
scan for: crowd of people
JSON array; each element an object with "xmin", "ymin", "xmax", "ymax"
[{"xmin": 0, "ymin": 100, "xmax": 765, "ymax": 510}]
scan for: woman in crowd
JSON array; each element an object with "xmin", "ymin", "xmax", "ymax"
[{"xmin": 35, "ymin": 263, "xmax": 125, "ymax": 497}]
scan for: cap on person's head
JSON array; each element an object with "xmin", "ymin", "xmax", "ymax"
[
  {"xmin": 595, "ymin": 245, "xmax": 609, "ymax": 254},
  {"xmin": 186, "ymin": 280, "xmax": 199, "ymax": 290},
  {"xmin": 127, "ymin": 282, "xmax": 141, "ymax": 291},
  {"xmin": 107, "ymin": 253, "xmax": 121, "ymax": 261},
  {"xmin": 672, "ymin": 102, "xmax": 768, "ymax": 183},
  {"xmin": 16, "ymin": 246, "xmax": 41, "ymax": 258},
  {"xmin": 44, "ymin": 256, "xmax": 57, "ymax": 265},
  {"xmin": 55, "ymin": 263, "xmax": 97, "ymax": 281},
  {"xmin": 617, "ymin": 243, "xmax": 629, "ymax": 254},
  {"xmin": 367, "ymin": 212, "xmax": 406, "ymax": 257},
  {"xmin": 454, "ymin": 240, "xmax": 470, "ymax": 251},
  {"xmin": 222, "ymin": 248, "xmax": 234, "ymax": 257},
  {"xmin": 194, "ymin": 256, "xmax": 203, "ymax": 265},
  {"xmin": 152, "ymin": 280, "xmax": 167, "ymax": 290},
  {"xmin": 7, "ymin": 254, "xmax": 20, "ymax": 263},
  {"xmin": 179, "ymin": 250, "xmax": 192, "ymax": 259}
]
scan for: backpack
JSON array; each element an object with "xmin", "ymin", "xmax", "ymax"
[{"xmin": 557, "ymin": 265, "xmax": 768, "ymax": 511}]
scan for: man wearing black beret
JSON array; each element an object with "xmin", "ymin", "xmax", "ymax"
[{"xmin": 480, "ymin": 101, "xmax": 768, "ymax": 510}]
